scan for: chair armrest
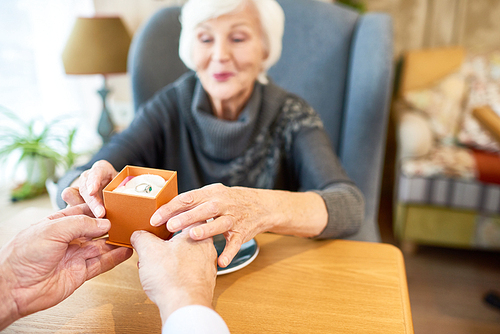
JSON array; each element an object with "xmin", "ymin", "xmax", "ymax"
[{"xmin": 340, "ymin": 13, "xmax": 394, "ymax": 242}]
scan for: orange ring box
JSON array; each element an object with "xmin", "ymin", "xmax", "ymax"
[{"xmin": 103, "ymin": 165, "xmax": 178, "ymax": 248}]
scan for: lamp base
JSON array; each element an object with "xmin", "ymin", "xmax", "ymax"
[
  {"xmin": 97, "ymin": 107, "xmax": 115, "ymax": 144},
  {"xmin": 97, "ymin": 79, "xmax": 115, "ymax": 144}
]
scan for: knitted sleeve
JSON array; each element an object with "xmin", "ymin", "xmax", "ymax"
[{"xmin": 284, "ymin": 98, "xmax": 365, "ymax": 239}]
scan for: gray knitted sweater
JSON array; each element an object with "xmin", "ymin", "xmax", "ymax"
[{"xmin": 57, "ymin": 72, "xmax": 364, "ymax": 239}]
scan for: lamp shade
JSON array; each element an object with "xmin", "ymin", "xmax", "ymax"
[{"xmin": 62, "ymin": 17, "xmax": 131, "ymax": 75}]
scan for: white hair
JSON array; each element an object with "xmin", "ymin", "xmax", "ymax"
[{"xmin": 178, "ymin": 0, "xmax": 285, "ymax": 84}]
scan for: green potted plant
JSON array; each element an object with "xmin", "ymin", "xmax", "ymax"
[
  {"xmin": 0, "ymin": 106, "xmax": 79, "ymax": 201},
  {"xmin": 337, "ymin": 0, "xmax": 366, "ymax": 13}
]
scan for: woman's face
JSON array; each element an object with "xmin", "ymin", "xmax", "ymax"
[{"xmin": 192, "ymin": 2, "xmax": 267, "ymax": 107}]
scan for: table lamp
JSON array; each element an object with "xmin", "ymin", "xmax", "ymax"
[{"xmin": 62, "ymin": 17, "xmax": 131, "ymax": 144}]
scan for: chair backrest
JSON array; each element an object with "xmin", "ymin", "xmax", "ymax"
[{"xmin": 128, "ymin": 0, "xmax": 394, "ymax": 242}]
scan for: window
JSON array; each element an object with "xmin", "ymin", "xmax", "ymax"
[{"xmin": 0, "ymin": 0, "xmax": 103, "ymax": 191}]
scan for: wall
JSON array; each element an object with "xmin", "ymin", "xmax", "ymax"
[
  {"xmin": 94, "ymin": 0, "xmax": 184, "ymax": 33},
  {"xmin": 364, "ymin": 0, "xmax": 500, "ymax": 58},
  {"xmin": 92, "ymin": 0, "xmax": 500, "ymax": 125},
  {"xmin": 94, "ymin": 0, "xmax": 332, "ymax": 33},
  {"xmin": 95, "ymin": 0, "xmax": 500, "ymax": 58}
]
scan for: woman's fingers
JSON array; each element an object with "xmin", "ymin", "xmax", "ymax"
[
  {"xmin": 79, "ymin": 183, "xmax": 106, "ymax": 218},
  {"xmin": 61, "ymin": 187, "xmax": 85, "ymax": 207},
  {"xmin": 164, "ymin": 201, "xmax": 224, "ymax": 233},
  {"xmin": 150, "ymin": 191, "xmax": 195, "ymax": 227},
  {"xmin": 79, "ymin": 170, "xmax": 104, "ymax": 218},
  {"xmin": 151, "ymin": 184, "xmax": 225, "ymax": 228},
  {"xmin": 149, "ymin": 184, "xmax": 261, "ymax": 269},
  {"xmin": 85, "ymin": 161, "xmax": 116, "ymax": 196},
  {"xmin": 79, "ymin": 161, "xmax": 117, "ymax": 218},
  {"xmin": 218, "ymin": 234, "xmax": 245, "ymax": 268},
  {"xmin": 188, "ymin": 216, "xmax": 234, "ymax": 240},
  {"xmin": 186, "ymin": 218, "xmax": 245, "ymax": 268}
]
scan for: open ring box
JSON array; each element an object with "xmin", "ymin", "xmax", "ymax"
[{"xmin": 103, "ymin": 165, "xmax": 178, "ymax": 248}]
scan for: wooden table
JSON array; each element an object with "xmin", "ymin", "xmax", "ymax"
[{"xmin": 1, "ymin": 208, "xmax": 413, "ymax": 333}]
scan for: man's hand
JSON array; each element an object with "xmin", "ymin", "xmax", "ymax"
[
  {"xmin": 131, "ymin": 227, "xmax": 217, "ymax": 325},
  {"xmin": 0, "ymin": 204, "xmax": 133, "ymax": 330}
]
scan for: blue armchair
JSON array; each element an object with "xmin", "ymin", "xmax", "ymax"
[{"xmin": 128, "ymin": 0, "xmax": 393, "ymax": 242}]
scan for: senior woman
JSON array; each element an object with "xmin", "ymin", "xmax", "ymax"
[{"xmin": 58, "ymin": 0, "xmax": 364, "ymax": 269}]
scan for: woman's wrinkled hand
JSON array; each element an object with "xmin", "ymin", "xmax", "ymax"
[
  {"xmin": 150, "ymin": 183, "xmax": 278, "ymax": 268},
  {"xmin": 61, "ymin": 160, "xmax": 118, "ymax": 218}
]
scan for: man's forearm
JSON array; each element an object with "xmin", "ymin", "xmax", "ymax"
[
  {"xmin": 265, "ymin": 189, "xmax": 328, "ymax": 238},
  {"xmin": 156, "ymin": 289, "xmax": 214, "ymax": 326},
  {"xmin": 0, "ymin": 271, "xmax": 20, "ymax": 330}
]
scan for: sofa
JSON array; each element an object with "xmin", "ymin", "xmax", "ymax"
[{"xmin": 393, "ymin": 46, "xmax": 500, "ymax": 250}]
